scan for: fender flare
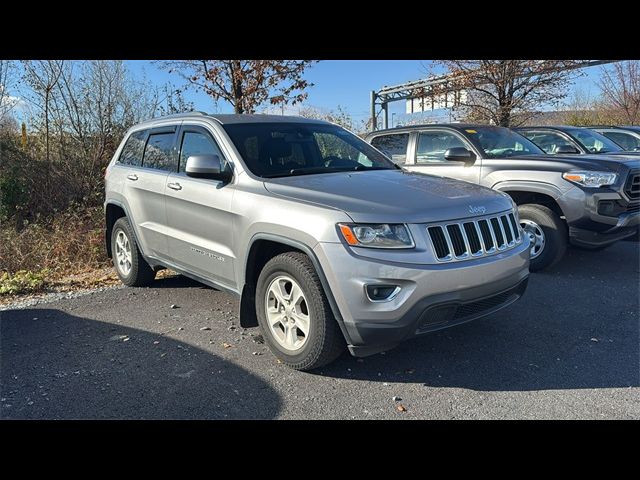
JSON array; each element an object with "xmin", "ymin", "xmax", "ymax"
[
  {"xmin": 492, "ymin": 180, "xmax": 564, "ymax": 199},
  {"xmin": 104, "ymin": 199, "xmax": 148, "ymax": 260},
  {"xmin": 240, "ymin": 233, "xmax": 353, "ymax": 344}
]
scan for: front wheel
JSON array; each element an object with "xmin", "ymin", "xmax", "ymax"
[
  {"xmin": 518, "ymin": 204, "xmax": 568, "ymax": 272},
  {"xmin": 256, "ymin": 252, "xmax": 345, "ymax": 371}
]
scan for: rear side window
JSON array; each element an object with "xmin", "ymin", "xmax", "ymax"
[
  {"xmin": 370, "ymin": 133, "xmax": 409, "ymax": 164},
  {"xmin": 118, "ymin": 130, "xmax": 147, "ymax": 166},
  {"xmin": 179, "ymin": 131, "xmax": 227, "ymax": 173},
  {"xmin": 142, "ymin": 133, "xmax": 176, "ymax": 171}
]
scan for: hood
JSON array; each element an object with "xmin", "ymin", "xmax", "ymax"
[
  {"xmin": 509, "ymin": 153, "xmax": 640, "ymax": 176},
  {"xmin": 263, "ymin": 169, "xmax": 513, "ymax": 223}
]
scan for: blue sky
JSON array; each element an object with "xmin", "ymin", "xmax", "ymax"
[{"xmin": 127, "ymin": 60, "xmax": 603, "ymax": 126}]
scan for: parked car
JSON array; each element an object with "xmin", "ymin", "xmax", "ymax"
[
  {"xmin": 366, "ymin": 124, "xmax": 639, "ymax": 271},
  {"xmin": 590, "ymin": 126, "xmax": 640, "ymax": 152},
  {"xmin": 515, "ymin": 125, "xmax": 640, "ymax": 156},
  {"xmin": 104, "ymin": 113, "xmax": 530, "ymax": 370}
]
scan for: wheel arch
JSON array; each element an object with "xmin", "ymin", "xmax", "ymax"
[
  {"xmin": 239, "ymin": 234, "xmax": 352, "ymax": 345},
  {"xmin": 493, "ymin": 181, "xmax": 566, "ymax": 218}
]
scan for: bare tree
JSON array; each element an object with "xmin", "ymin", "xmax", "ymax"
[
  {"xmin": 160, "ymin": 60, "xmax": 315, "ymax": 114},
  {"xmin": 298, "ymin": 105, "xmax": 357, "ymax": 131},
  {"xmin": 429, "ymin": 60, "xmax": 581, "ymax": 127},
  {"xmin": 598, "ymin": 61, "xmax": 640, "ymax": 125},
  {"xmin": 0, "ymin": 60, "xmax": 19, "ymax": 122},
  {"xmin": 22, "ymin": 60, "xmax": 64, "ymax": 163}
]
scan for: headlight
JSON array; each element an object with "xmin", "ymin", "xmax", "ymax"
[
  {"xmin": 338, "ymin": 223, "xmax": 414, "ymax": 249},
  {"xmin": 562, "ymin": 171, "xmax": 617, "ymax": 188}
]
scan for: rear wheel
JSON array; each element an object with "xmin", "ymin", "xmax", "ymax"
[
  {"xmin": 111, "ymin": 217, "xmax": 156, "ymax": 287},
  {"xmin": 256, "ymin": 252, "xmax": 345, "ymax": 371},
  {"xmin": 518, "ymin": 204, "xmax": 567, "ymax": 272}
]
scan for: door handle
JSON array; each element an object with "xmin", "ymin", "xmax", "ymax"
[
  {"xmin": 127, "ymin": 174, "xmax": 138, "ymax": 181},
  {"xmin": 167, "ymin": 182, "xmax": 182, "ymax": 191}
]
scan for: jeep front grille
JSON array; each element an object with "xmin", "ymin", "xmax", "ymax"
[
  {"xmin": 427, "ymin": 210, "xmax": 522, "ymax": 262},
  {"xmin": 625, "ymin": 171, "xmax": 640, "ymax": 200}
]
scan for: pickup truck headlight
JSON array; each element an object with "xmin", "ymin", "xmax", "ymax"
[
  {"xmin": 562, "ymin": 171, "xmax": 618, "ymax": 188},
  {"xmin": 338, "ymin": 223, "xmax": 414, "ymax": 249}
]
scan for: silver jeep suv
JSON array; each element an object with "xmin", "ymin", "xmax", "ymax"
[{"xmin": 104, "ymin": 112, "xmax": 530, "ymax": 370}]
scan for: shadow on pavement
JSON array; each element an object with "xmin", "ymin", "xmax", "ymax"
[
  {"xmin": 1, "ymin": 309, "xmax": 281, "ymax": 419},
  {"xmin": 319, "ymin": 242, "xmax": 640, "ymax": 392}
]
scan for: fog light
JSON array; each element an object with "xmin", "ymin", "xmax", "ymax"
[
  {"xmin": 598, "ymin": 200, "xmax": 615, "ymax": 216},
  {"xmin": 365, "ymin": 284, "xmax": 400, "ymax": 302}
]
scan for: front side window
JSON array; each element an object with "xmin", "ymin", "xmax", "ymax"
[
  {"xmin": 142, "ymin": 133, "xmax": 176, "ymax": 171},
  {"xmin": 601, "ymin": 131, "xmax": 640, "ymax": 151},
  {"xmin": 179, "ymin": 131, "xmax": 227, "ymax": 173},
  {"xmin": 521, "ymin": 131, "xmax": 576, "ymax": 154},
  {"xmin": 370, "ymin": 133, "xmax": 409, "ymax": 164},
  {"xmin": 118, "ymin": 130, "xmax": 147, "ymax": 167},
  {"xmin": 469, "ymin": 127, "xmax": 543, "ymax": 158},
  {"xmin": 416, "ymin": 131, "xmax": 469, "ymax": 164},
  {"xmin": 568, "ymin": 128, "xmax": 622, "ymax": 154},
  {"xmin": 222, "ymin": 123, "xmax": 396, "ymax": 178}
]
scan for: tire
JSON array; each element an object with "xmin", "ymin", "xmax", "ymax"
[
  {"xmin": 518, "ymin": 204, "xmax": 568, "ymax": 272},
  {"xmin": 256, "ymin": 251, "xmax": 345, "ymax": 371},
  {"xmin": 111, "ymin": 217, "xmax": 156, "ymax": 287}
]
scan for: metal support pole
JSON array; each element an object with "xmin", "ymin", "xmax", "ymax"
[
  {"xmin": 382, "ymin": 102, "xmax": 389, "ymax": 130},
  {"xmin": 370, "ymin": 91, "xmax": 377, "ymax": 132}
]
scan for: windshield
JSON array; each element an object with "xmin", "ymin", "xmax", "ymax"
[
  {"xmin": 222, "ymin": 123, "xmax": 397, "ymax": 178},
  {"xmin": 467, "ymin": 126, "xmax": 544, "ymax": 158},
  {"xmin": 567, "ymin": 128, "xmax": 623, "ymax": 153}
]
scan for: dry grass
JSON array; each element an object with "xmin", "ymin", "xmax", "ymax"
[{"xmin": 0, "ymin": 205, "xmax": 109, "ymax": 296}]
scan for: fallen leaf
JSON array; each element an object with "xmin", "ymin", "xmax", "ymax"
[
  {"xmin": 222, "ymin": 342, "xmax": 232, "ymax": 349},
  {"xmin": 396, "ymin": 404, "xmax": 407, "ymax": 413}
]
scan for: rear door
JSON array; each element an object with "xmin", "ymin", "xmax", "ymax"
[
  {"xmin": 164, "ymin": 124, "xmax": 236, "ymax": 288},
  {"xmin": 405, "ymin": 129, "xmax": 482, "ymax": 184},
  {"xmin": 122, "ymin": 125, "xmax": 178, "ymax": 260}
]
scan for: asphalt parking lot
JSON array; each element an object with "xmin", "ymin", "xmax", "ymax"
[{"xmin": 1, "ymin": 241, "xmax": 638, "ymax": 419}]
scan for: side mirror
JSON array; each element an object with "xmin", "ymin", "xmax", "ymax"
[
  {"xmin": 555, "ymin": 144, "xmax": 580, "ymax": 154},
  {"xmin": 444, "ymin": 147, "xmax": 476, "ymax": 167},
  {"xmin": 185, "ymin": 154, "xmax": 231, "ymax": 182}
]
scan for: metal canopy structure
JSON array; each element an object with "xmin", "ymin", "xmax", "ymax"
[{"xmin": 369, "ymin": 60, "xmax": 617, "ymax": 131}]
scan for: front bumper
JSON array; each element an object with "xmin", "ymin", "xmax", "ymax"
[{"xmin": 314, "ymin": 239, "xmax": 530, "ymax": 356}]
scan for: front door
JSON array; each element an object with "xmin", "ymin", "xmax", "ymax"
[
  {"xmin": 404, "ymin": 129, "xmax": 481, "ymax": 184},
  {"xmin": 164, "ymin": 125, "xmax": 236, "ymax": 288}
]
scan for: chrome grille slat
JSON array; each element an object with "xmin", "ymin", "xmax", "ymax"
[{"xmin": 427, "ymin": 209, "xmax": 522, "ymax": 263}]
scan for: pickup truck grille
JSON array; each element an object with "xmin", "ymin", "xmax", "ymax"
[
  {"xmin": 625, "ymin": 171, "xmax": 640, "ymax": 200},
  {"xmin": 427, "ymin": 210, "xmax": 523, "ymax": 262}
]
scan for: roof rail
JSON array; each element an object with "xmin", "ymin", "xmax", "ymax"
[{"xmin": 152, "ymin": 111, "xmax": 210, "ymax": 120}]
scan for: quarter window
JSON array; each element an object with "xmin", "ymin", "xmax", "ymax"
[
  {"xmin": 416, "ymin": 131, "xmax": 469, "ymax": 163},
  {"xmin": 179, "ymin": 131, "xmax": 227, "ymax": 173},
  {"xmin": 370, "ymin": 133, "xmax": 409, "ymax": 164},
  {"xmin": 118, "ymin": 130, "xmax": 147, "ymax": 167},
  {"xmin": 142, "ymin": 133, "xmax": 176, "ymax": 171}
]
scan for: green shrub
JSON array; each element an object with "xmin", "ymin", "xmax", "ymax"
[{"xmin": 0, "ymin": 269, "xmax": 49, "ymax": 295}]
